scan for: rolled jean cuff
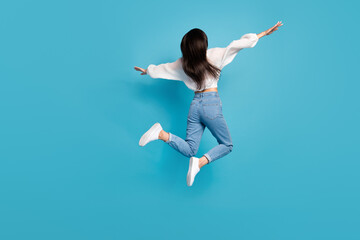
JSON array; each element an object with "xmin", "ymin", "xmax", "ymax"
[
  {"xmin": 165, "ymin": 132, "xmax": 172, "ymax": 143},
  {"xmin": 204, "ymin": 153, "xmax": 212, "ymax": 163}
]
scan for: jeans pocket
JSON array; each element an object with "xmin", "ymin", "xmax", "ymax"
[{"xmin": 203, "ymin": 103, "xmax": 221, "ymax": 120}]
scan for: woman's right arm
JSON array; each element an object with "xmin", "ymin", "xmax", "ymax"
[
  {"xmin": 208, "ymin": 21, "xmax": 284, "ymax": 69},
  {"xmin": 257, "ymin": 21, "xmax": 283, "ymax": 39}
]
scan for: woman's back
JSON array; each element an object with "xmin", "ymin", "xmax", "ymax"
[{"xmin": 146, "ymin": 33, "xmax": 259, "ymax": 91}]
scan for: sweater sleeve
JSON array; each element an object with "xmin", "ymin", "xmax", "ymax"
[
  {"xmin": 146, "ymin": 57, "xmax": 185, "ymax": 81},
  {"xmin": 213, "ymin": 33, "xmax": 259, "ymax": 69}
]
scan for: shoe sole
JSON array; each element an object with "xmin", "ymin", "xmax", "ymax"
[
  {"xmin": 139, "ymin": 123, "xmax": 161, "ymax": 146},
  {"xmin": 187, "ymin": 157, "xmax": 194, "ymax": 186}
]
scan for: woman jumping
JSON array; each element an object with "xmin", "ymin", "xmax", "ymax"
[{"xmin": 134, "ymin": 21, "xmax": 283, "ymax": 186}]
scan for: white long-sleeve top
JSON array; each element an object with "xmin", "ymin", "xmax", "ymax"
[{"xmin": 146, "ymin": 33, "xmax": 259, "ymax": 91}]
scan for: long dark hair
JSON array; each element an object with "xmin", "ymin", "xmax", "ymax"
[{"xmin": 180, "ymin": 28, "xmax": 221, "ymax": 90}]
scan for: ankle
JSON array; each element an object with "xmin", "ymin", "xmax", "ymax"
[
  {"xmin": 198, "ymin": 156, "xmax": 209, "ymax": 168},
  {"xmin": 159, "ymin": 130, "xmax": 169, "ymax": 142}
]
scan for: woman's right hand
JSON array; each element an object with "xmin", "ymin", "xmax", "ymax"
[
  {"xmin": 265, "ymin": 21, "xmax": 283, "ymax": 36},
  {"xmin": 134, "ymin": 66, "xmax": 147, "ymax": 75}
]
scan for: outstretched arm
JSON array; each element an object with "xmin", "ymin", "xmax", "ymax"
[
  {"xmin": 210, "ymin": 21, "xmax": 284, "ymax": 69},
  {"xmin": 134, "ymin": 66, "xmax": 147, "ymax": 75},
  {"xmin": 257, "ymin": 21, "xmax": 283, "ymax": 39},
  {"xmin": 134, "ymin": 57, "xmax": 185, "ymax": 81}
]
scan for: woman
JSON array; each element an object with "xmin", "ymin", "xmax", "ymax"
[{"xmin": 134, "ymin": 21, "xmax": 283, "ymax": 186}]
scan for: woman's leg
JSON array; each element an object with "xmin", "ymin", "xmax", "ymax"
[
  {"xmin": 158, "ymin": 130, "xmax": 170, "ymax": 142},
  {"xmin": 160, "ymin": 101, "xmax": 205, "ymax": 158},
  {"xmin": 202, "ymin": 114, "xmax": 233, "ymax": 163},
  {"xmin": 198, "ymin": 156, "xmax": 209, "ymax": 168},
  {"xmin": 161, "ymin": 122, "xmax": 205, "ymax": 158}
]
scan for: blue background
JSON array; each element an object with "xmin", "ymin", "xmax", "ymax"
[{"xmin": 1, "ymin": 0, "xmax": 359, "ymax": 239}]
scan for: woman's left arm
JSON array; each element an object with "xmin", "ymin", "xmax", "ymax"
[{"xmin": 134, "ymin": 58, "xmax": 185, "ymax": 81}]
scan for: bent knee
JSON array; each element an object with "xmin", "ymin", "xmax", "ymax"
[
  {"xmin": 189, "ymin": 147, "xmax": 198, "ymax": 157},
  {"xmin": 184, "ymin": 148, "xmax": 198, "ymax": 158}
]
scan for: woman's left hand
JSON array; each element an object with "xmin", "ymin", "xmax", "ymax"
[{"xmin": 134, "ymin": 66, "xmax": 147, "ymax": 75}]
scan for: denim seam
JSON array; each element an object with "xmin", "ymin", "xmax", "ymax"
[
  {"xmin": 204, "ymin": 153, "xmax": 212, "ymax": 163},
  {"xmin": 165, "ymin": 132, "xmax": 172, "ymax": 143}
]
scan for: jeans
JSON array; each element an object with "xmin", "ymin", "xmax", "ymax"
[{"xmin": 165, "ymin": 91, "xmax": 233, "ymax": 163}]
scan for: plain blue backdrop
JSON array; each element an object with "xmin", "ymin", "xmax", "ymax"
[{"xmin": 1, "ymin": 0, "xmax": 359, "ymax": 239}]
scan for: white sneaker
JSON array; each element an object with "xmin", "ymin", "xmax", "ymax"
[
  {"xmin": 139, "ymin": 123, "xmax": 163, "ymax": 147},
  {"xmin": 187, "ymin": 157, "xmax": 200, "ymax": 186}
]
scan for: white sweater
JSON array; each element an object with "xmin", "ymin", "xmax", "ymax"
[{"xmin": 146, "ymin": 33, "xmax": 259, "ymax": 91}]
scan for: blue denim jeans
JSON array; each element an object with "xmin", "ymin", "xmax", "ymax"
[{"xmin": 165, "ymin": 91, "xmax": 233, "ymax": 163}]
